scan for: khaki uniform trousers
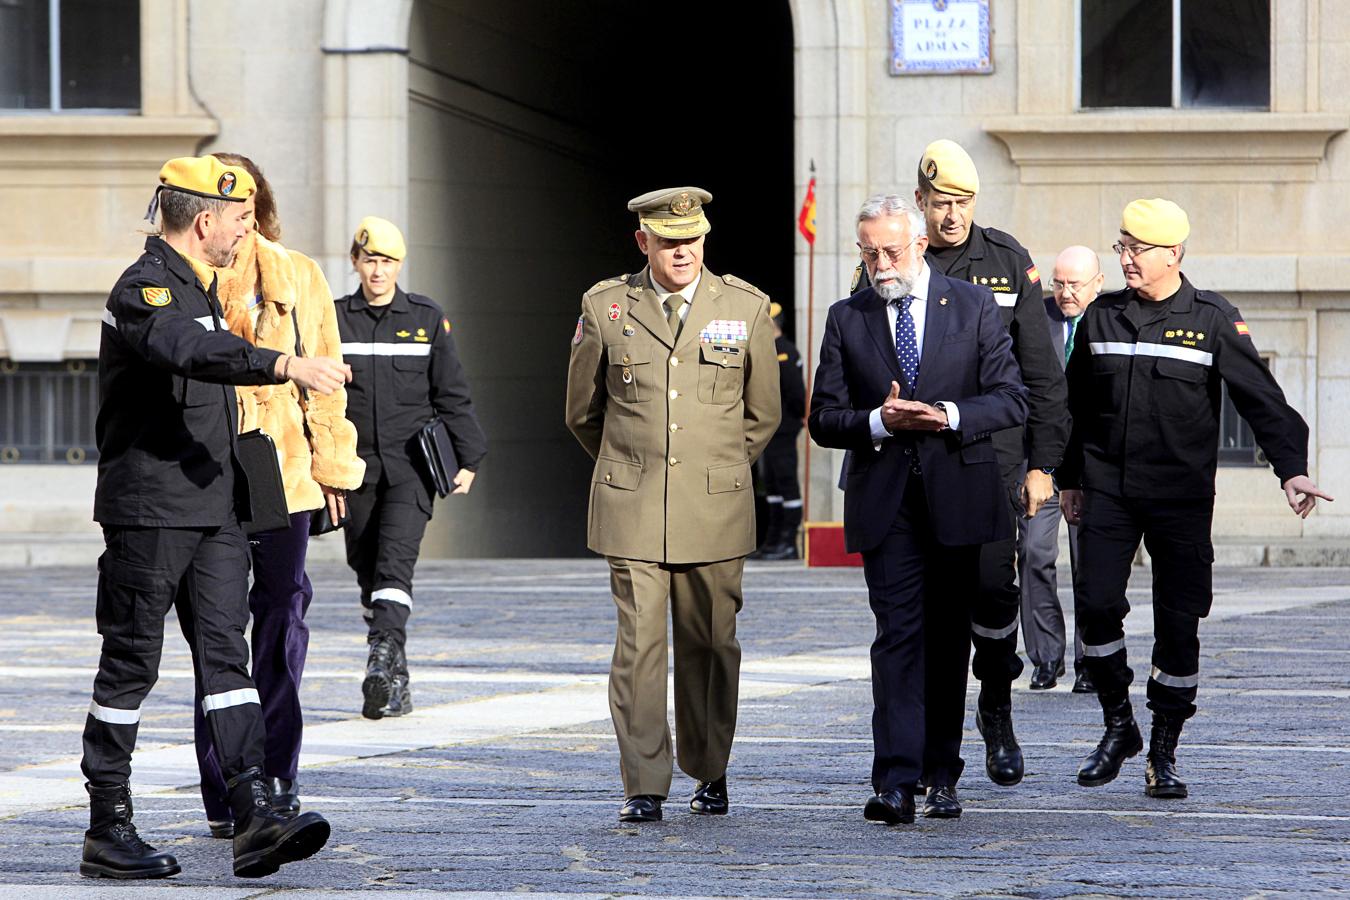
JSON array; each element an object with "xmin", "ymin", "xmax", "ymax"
[{"xmin": 606, "ymin": 556, "xmax": 744, "ymax": 798}]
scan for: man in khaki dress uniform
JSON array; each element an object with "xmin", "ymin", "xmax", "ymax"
[{"xmin": 566, "ymin": 187, "xmax": 780, "ymax": 822}]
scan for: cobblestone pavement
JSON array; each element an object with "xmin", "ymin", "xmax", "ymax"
[{"xmin": 0, "ymin": 559, "xmax": 1347, "ymax": 898}]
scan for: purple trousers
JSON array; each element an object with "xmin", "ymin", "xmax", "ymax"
[{"xmin": 190, "ymin": 510, "xmax": 313, "ymax": 820}]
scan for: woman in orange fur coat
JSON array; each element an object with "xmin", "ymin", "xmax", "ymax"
[{"xmin": 180, "ymin": 153, "xmax": 366, "ymax": 836}]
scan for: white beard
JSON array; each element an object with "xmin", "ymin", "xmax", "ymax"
[{"xmin": 874, "ymin": 270, "xmax": 915, "ymax": 301}]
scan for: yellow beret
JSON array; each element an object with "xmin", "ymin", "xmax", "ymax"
[
  {"xmin": 158, "ymin": 156, "xmax": 255, "ymax": 201},
  {"xmin": 353, "ymin": 216, "xmax": 407, "ymax": 261},
  {"xmin": 769, "ymin": 301, "xmax": 783, "ymax": 319},
  {"xmin": 1121, "ymin": 198, "xmax": 1190, "ymax": 246},
  {"xmin": 918, "ymin": 139, "xmax": 979, "ymax": 197},
  {"xmin": 628, "ymin": 186, "xmax": 712, "ymax": 239}
]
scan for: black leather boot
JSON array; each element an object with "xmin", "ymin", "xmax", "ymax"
[
  {"xmin": 228, "ymin": 767, "xmax": 330, "ymax": 878},
  {"xmin": 748, "ymin": 505, "xmax": 783, "ymax": 560},
  {"xmin": 1077, "ymin": 690, "xmax": 1143, "ymax": 787},
  {"xmin": 80, "ymin": 783, "xmax": 181, "ymax": 879},
  {"xmin": 268, "ymin": 776, "xmax": 300, "ymax": 816},
  {"xmin": 362, "ymin": 632, "xmax": 399, "ymax": 720},
  {"xmin": 380, "ymin": 642, "xmax": 413, "ymax": 717},
  {"xmin": 1145, "ymin": 716, "xmax": 1189, "ymax": 799},
  {"xmin": 975, "ymin": 687, "xmax": 1023, "ymax": 786}
]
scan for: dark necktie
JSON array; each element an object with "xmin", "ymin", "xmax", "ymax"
[
  {"xmin": 894, "ymin": 295, "xmax": 919, "ymax": 396},
  {"xmin": 1065, "ymin": 315, "xmax": 1080, "ymax": 364}
]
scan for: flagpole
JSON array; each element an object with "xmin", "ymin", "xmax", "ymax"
[{"xmin": 801, "ymin": 161, "xmax": 817, "ymax": 532}]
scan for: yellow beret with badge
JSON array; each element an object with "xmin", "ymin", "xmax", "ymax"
[
  {"xmin": 159, "ymin": 156, "xmax": 255, "ymax": 201},
  {"xmin": 1121, "ymin": 198, "xmax": 1190, "ymax": 246},
  {"xmin": 918, "ymin": 139, "xmax": 979, "ymax": 197},
  {"xmin": 628, "ymin": 187, "xmax": 712, "ymax": 239},
  {"xmin": 353, "ymin": 216, "xmax": 407, "ymax": 261}
]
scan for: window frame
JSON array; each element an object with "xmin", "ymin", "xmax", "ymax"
[
  {"xmin": 4, "ymin": 0, "xmax": 141, "ymax": 115},
  {"xmin": 1075, "ymin": 0, "xmax": 1271, "ymax": 112}
]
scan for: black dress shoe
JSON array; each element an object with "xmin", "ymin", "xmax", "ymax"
[
  {"xmin": 1029, "ymin": 661, "xmax": 1060, "ymax": 690},
  {"xmin": 863, "ymin": 790, "xmax": 915, "ymax": 825},
  {"xmin": 618, "ymin": 795, "xmax": 663, "ymax": 822},
  {"xmin": 1072, "ymin": 670, "xmax": 1097, "ymax": 694},
  {"xmin": 268, "ymin": 777, "xmax": 300, "ymax": 816},
  {"xmin": 689, "ymin": 776, "xmax": 728, "ymax": 815},
  {"xmin": 922, "ymin": 785, "xmax": 962, "ymax": 819}
]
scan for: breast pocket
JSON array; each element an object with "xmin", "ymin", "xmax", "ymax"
[
  {"xmin": 697, "ymin": 344, "xmax": 745, "ymax": 404},
  {"xmin": 1091, "ymin": 354, "xmax": 1129, "ymax": 412},
  {"xmin": 1152, "ymin": 356, "xmax": 1211, "ymax": 419},
  {"xmin": 606, "ymin": 344, "xmax": 652, "ymax": 403},
  {"xmin": 393, "ymin": 354, "xmax": 431, "ymax": 405}
]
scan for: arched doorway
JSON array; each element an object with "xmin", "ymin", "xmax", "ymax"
[{"xmin": 403, "ymin": 0, "xmax": 794, "ymax": 557}]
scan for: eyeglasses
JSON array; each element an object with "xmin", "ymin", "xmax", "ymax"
[
  {"xmin": 1112, "ymin": 241, "xmax": 1161, "ymax": 260},
  {"xmin": 1051, "ymin": 279, "xmax": 1095, "ymax": 294},
  {"xmin": 858, "ymin": 237, "xmax": 920, "ymax": 264}
]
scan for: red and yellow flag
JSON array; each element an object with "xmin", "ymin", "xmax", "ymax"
[{"xmin": 798, "ymin": 176, "xmax": 817, "ymax": 245}]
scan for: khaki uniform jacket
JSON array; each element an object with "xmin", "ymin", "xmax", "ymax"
[{"xmin": 566, "ymin": 266, "xmax": 781, "ymax": 564}]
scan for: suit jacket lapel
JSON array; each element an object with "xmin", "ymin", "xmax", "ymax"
[
  {"xmin": 626, "ymin": 268, "xmax": 674, "ymax": 348},
  {"xmin": 917, "ymin": 272, "xmax": 951, "ymax": 379},
  {"xmin": 862, "ymin": 289, "xmax": 904, "ymax": 383},
  {"xmin": 674, "ymin": 268, "xmax": 719, "ymax": 354}
]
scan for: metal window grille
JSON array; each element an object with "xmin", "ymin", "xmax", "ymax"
[
  {"xmin": 1217, "ymin": 361, "xmax": 1267, "ymax": 468},
  {"xmin": 0, "ymin": 360, "xmax": 99, "ymax": 464}
]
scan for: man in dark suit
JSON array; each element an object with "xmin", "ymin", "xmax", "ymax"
[
  {"xmin": 1018, "ymin": 246, "xmax": 1104, "ymax": 692},
  {"xmin": 809, "ymin": 195, "xmax": 1027, "ymax": 824}
]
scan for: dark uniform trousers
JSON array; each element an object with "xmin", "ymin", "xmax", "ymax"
[
  {"xmin": 759, "ymin": 433, "xmax": 801, "ymax": 512},
  {"xmin": 606, "ymin": 556, "xmax": 743, "ymax": 799},
  {"xmin": 1076, "ymin": 490, "xmax": 1214, "ymax": 719},
  {"xmin": 862, "ymin": 478, "xmax": 976, "ymax": 793},
  {"xmin": 83, "ymin": 523, "xmax": 263, "ymax": 786},
  {"xmin": 344, "ymin": 463, "xmax": 432, "ymax": 646},
  {"xmin": 188, "ymin": 510, "xmax": 315, "ymax": 819},
  {"xmin": 967, "ymin": 457, "xmax": 1027, "ymax": 687}
]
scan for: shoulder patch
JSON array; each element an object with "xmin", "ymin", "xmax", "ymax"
[
  {"xmin": 721, "ymin": 273, "xmax": 768, "ymax": 298},
  {"xmin": 1025, "ymin": 264, "xmax": 1040, "ymax": 285},
  {"xmin": 572, "ymin": 315, "xmax": 584, "ymax": 345},
  {"xmin": 588, "ymin": 274, "xmax": 628, "ymax": 294},
  {"xmin": 141, "ymin": 286, "xmax": 172, "ymax": 307},
  {"xmin": 1234, "ymin": 320, "xmax": 1251, "ymax": 337},
  {"xmin": 442, "ymin": 317, "xmax": 452, "ymax": 334}
]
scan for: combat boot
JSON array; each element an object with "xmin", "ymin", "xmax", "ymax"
[
  {"xmin": 975, "ymin": 685, "xmax": 1024, "ymax": 786},
  {"xmin": 362, "ymin": 631, "xmax": 399, "ymax": 720},
  {"xmin": 748, "ymin": 505, "xmax": 783, "ymax": 560},
  {"xmin": 381, "ymin": 643, "xmax": 413, "ymax": 717},
  {"xmin": 79, "ymin": 783, "xmax": 180, "ymax": 879},
  {"xmin": 1077, "ymin": 690, "xmax": 1143, "ymax": 787},
  {"xmin": 1145, "ymin": 716, "xmax": 1188, "ymax": 799},
  {"xmin": 228, "ymin": 767, "xmax": 330, "ymax": 878}
]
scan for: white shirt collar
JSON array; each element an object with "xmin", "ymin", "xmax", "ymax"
[{"xmin": 649, "ymin": 268, "xmax": 701, "ymax": 304}]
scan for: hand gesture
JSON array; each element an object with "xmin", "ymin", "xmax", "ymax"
[{"xmin": 1283, "ymin": 475, "xmax": 1333, "ymax": 519}]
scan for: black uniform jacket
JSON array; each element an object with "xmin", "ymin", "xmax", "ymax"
[
  {"xmin": 94, "ymin": 236, "xmax": 285, "ymax": 527},
  {"xmin": 335, "ymin": 286, "xmax": 487, "ymax": 486},
  {"xmin": 775, "ymin": 334, "xmax": 806, "ymax": 437},
  {"xmin": 1058, "ymin": 275, "xmax": 1308, "ymax": 498},
  {"xmin": 926, "ymin": 224, "xmax": 1069, "ymax": 472},
  {"xmin": 809, "ymin": 272, "xmax": 1028, "ymax": 553}
]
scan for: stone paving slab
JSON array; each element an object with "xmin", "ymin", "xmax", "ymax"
[{"xmin": 0, "ymin": 560, "xmax": 1347, "ymax": 897}]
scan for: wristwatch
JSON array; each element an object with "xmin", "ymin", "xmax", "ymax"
[
  {"xmin": 1040, "ymin": 466, "xmax": 1056, "ymax": 475},
  {"xmin": 933, "ymin": 401, "xmax": 950, "ymax": 431}
]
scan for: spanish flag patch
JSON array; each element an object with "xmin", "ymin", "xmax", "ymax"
[
  {"xmin": 1026, "ymin": 264, "xmax": 1040, "ymax": 284},
  {"xmin": 442, "ymin": 317, "xmax": 452, "ymax": 334},
  {"xmin": 1234, "ymin": 320, "xmax": 1250, "ymax": 336},
  {"xmin": 141, "ymin": 287, "xmax": 172, "ymax": 307}
]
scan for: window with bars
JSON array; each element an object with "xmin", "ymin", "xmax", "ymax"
[
  {"xmin": 1079, "ymin": 0, "xmax": 1270, "ymax": 110},
  {"xmin": 0, "ymin": 0, "xmax": 140, "ymax": 111},
  {"xmin": 1217, "ymin": 360, "xmax": 1268, "ymax": 468},
  {"xmin": 0, "ymin": 360, "xmax": 99, "ymax": 464}
]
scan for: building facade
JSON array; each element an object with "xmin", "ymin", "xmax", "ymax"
[{"xmin": 0, "ymin": 0, "xmax": 1344, "ymax": 558}]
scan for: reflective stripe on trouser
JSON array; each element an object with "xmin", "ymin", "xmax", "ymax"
[
  {"xmin": 971, "ymin": 470, "xmax": 1025, "ymax": 685},
  {"xmin": 82, "ymin": 523, "xmax": 264, "ymax": 786},
  {"xmin": 606, "ymin": 556, "xmax": 744, "ymax": 798},
  {"xmin": 189, "ymin": 511, "xmax": 315, "ymax": 819},
  {"xmin": 1075, "ymin": 489, "xmax": 1214, "ymax": 720},
  {"xmin": 344, "ymin": 473, "xmax": 432, "ymax": 645}
]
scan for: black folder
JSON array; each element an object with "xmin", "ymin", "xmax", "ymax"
[
  {"xmin": 236, "ymin": 429, "xmax": 290, "ymax": 535},
  {"xmin": 418, "ymin": 417, "xmax": 460, "ymax": 498}
]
